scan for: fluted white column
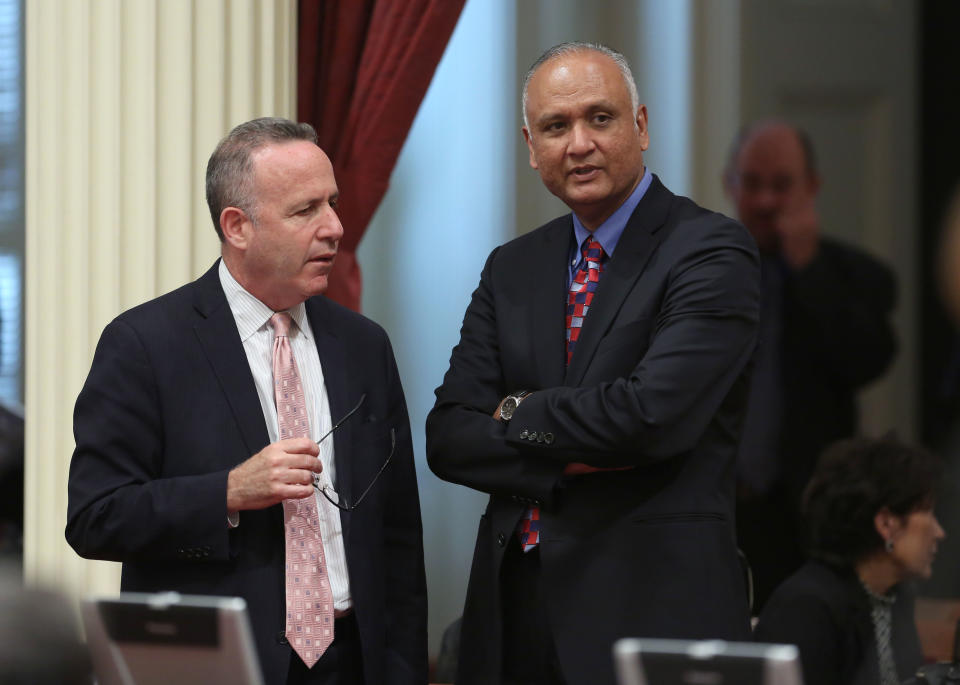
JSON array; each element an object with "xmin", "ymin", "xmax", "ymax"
[{"xmin": 24, "ymin": 0, "xmax": 296, "ymax": 598}]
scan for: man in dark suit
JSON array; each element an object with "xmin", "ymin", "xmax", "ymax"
[
  {"xmin": 723, "ymin": 121, "xmax": 897, "ymax": 611},
  {"xmin": 66, "ymin": 118, "xmax": 427, "ymax": 685},
  {"xmin": 426, "ymin": 43, "xmax": 761, "ymax": 685}
]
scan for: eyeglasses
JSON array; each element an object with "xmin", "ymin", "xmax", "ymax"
[{"xmin": 311, "ymin": 393, "xmax": 397, "ymax": 512}]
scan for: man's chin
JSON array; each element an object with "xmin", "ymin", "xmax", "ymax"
[
  {"xmin": 304, "ymin": 276, "xmax": 330, "ymax": 298},
  {"xmin": 562, "ymin": 190, "xmax": 618, "ymax": 224}
]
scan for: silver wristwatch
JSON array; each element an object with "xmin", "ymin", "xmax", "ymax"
[{"xmin": 499, "ymin": 390, "xmax": 531, "ymax": 421}]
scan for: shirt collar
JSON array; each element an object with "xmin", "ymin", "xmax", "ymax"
[
  {"xmin": 572, "ymin": 167, "xmax": 652, "ymax": 256},
  {"xmin": 859, "ymin": 577, "xmax": 897, "ymax": 606},
  {"xmin": 218, "ymin": 259, "xmax": 311, "ymax": 342}
]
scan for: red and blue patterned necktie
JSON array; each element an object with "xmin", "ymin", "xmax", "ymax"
[
  {"xmin": 517, "ymin": 237, "xmax": 606, "ymax": 552},
  {"xmin": 566, "ymin": 238, "xmax": 606, "ymax": 365}
]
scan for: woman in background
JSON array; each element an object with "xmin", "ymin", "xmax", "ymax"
[{"xmin": 755, "ymin": 435, "xmax": 945, "ymax": 685}]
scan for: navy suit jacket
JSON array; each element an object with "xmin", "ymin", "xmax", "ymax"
[
  {"xmin": 427, "ymin": 177, "xmax": 761, "ymax": 685},
  {"xmin": 66, "ymin": 261, "xmax": 427, "ymax": 685}
]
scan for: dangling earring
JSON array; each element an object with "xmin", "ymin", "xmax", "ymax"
[{"xmin": 885, "ymin": 539, "xmax": 894, "ymax": 553}]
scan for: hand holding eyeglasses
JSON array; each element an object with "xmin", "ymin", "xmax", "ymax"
[
  {"xmin": 227, "ymin": 393, "xmax": 395, "ymax": 513},
  {"xmin": 226, "ymin": 436, "xmax": 323, "ymax": 512}
]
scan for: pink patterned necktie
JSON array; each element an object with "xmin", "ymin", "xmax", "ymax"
[
  {"xmin": 271, "ymin": 312, "xmax": 334, "ymax": 667},
  {"xmin": 516, "ymin": 238, "xmax": 606, "ymax": 552}
]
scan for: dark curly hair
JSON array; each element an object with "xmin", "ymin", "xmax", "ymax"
[{"xmin": 802, "ymin": 435, "xmax": 942, "ymax": 567}]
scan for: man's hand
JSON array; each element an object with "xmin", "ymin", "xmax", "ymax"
[
  {"xmin": 776, "ymin": 197, "xmax": 820, "ymax": 270},
  {"xmin": 226, "ymin": 438, "xmax": 322, "ymax": 511}
]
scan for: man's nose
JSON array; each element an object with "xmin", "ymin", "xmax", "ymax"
[
  {"xmin": 317, "ymin": 206, "xmax": 344, "ymax": 242},
  {"xmin": 752, "ymin": 186, "xmax": 782, "ymax": 211},
  {"xmin": 568, "ymin": 122, "xmax": 595, "ymax": 155}
]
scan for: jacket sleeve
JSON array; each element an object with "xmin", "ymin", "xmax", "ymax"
[
  {"xmin": 503, "ymin": 218, "xmax": 760, "ymax": 467},
  {"xmin": 428, "ymin": 216, "xmax": 761, "ymax": 480},
  {"xmin": 65, "ymin": 317, "xmax": 235, "ymax": 563},
  {"xmin": 785, "ymin": 240, "xmax": 897, "ymax": 388},
  {"xmin": 426, "ymin": 247, "xmax": 567, "ymax": 505}
]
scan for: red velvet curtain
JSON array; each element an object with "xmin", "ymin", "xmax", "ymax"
[{"xmin": 298, "ymin": 0, "xmax": 466, "ymax": 311}]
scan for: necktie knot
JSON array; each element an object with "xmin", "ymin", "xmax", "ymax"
[
  {"xmin": 581, "ymin": 237, "xmax": 605, "ymax": 265},
  {"xmin": 270, "ymin": 312, "xmax": 292, "ymax": 338}
]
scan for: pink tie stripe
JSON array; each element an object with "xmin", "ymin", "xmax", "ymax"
[
  {"xmin": 271, "ymin": 312, "xmax": 334, "ymax": 667},
  {"xmin": 516, "ymin": 237, "xmax": 606, "ymax": 552}
]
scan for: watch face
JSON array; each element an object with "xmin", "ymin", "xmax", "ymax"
[{"xmin": 501, "ymin": 398, "xmax": 518, "ymax": 420}]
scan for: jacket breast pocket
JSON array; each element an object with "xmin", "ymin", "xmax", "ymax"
[{"xmin": 343, "ymin": 424, "xmax": 395, "ymax": 500}]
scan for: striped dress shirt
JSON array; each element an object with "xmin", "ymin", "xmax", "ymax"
[{"xmin": 219, "ymin": 260, "xmax": 352, "ymax": 612}]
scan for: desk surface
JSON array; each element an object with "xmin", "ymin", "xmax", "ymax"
[{"xmin": 916, "ymin": 597, "xmax": 960, "ymax": 662}]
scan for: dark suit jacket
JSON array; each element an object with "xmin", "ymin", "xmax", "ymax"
[
  {"xmin": 737, "ymin": 239, "xmax": 897, "ymax": 609},
  {"xmin": 779, "ymin": 237, "xmax": 897, "ymax": 505},
  {"xmin": 66, "ymin": 261, "xmax": 427, "ymax": 685},
  {"xmin": 755, "ymin": 560, "xmax": 922, "ymax": 685},
  {"xmin": 426, "ymin": 177, "xmax": 761, "ymax": 685}
]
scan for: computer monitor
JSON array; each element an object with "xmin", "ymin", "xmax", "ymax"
[
  {"xmin": 614, "ymin": 638, "xmax": 804, "ymax": 685},
  {"xmin": 81, "ymin": 592, "xmax": 264, "ymax": 685}
]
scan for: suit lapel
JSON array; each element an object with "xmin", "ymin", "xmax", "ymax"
[
  {"xmin": 564, "ymin": 177, "xmax": 673, "ymax": 386},
  {"xmin": 306, "ymin": 298, "xmax": 354, "ymax": 540},
  {"xmin": 528, "ymin": 217, "xmax": 574, "ymax": 389},
  {"xmin": 192, "ymin": 262, "xmax": 271, "ymax": 457}
]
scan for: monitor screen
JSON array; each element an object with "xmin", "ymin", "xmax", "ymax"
[
  {"xmin": 614, "ymin": 638, "xmax": 804, "ymax": 685},
  {"xmin": 81, "ymin": 592, "xmax": 264, "ymax": 685}
]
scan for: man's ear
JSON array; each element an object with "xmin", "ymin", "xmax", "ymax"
[
  {"xmin": 522, "ymin": 127, "xmax": 538, "ymax": 170},
  {"xmin": 635, "ymin": 104, "xmax": 649, "ymax": 151},
  {"xmin": 220, "ymin": 206, "xmax": 252, "ymax": 249}
]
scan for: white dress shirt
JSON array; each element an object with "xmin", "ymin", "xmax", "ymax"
[{"xmin": 219, "ymin": 260, "xmax": 351, "ymax": 611}]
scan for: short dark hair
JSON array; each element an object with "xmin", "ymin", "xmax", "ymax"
[
  {"xmin": 722, "ymin": 120, "xmax": 818, "ymax": 188},
  {"xmin": 803, "ymin": 435, "xmax": 942, "ymax": 567},
  {"xmin": 205, "ymin": 117, "xmax": 318, "ymax": 241}
]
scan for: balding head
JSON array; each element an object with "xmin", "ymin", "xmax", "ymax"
[
  {"xmin": 724, "ymin": 120, "xmax": 821, "ymax": 252},
  {"xmin": 521, "ymin": 42, "xmax": 639, "ymax": 131}
]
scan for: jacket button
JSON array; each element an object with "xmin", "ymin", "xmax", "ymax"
[
  {"xmin": 276, "ymin": 630, "xmax": 288, "ymax": 645},
  {"xmin": 497, "ymin": 533, "xmax": 506, "ymax": 547},
  {"xmin": 544, "ymin": 433, "xmax": 554, "ymax": 444}
]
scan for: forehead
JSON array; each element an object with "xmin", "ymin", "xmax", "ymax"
[
  {"xmin": 526, "ymin": 51, "xmax": 630, "ymax": 116},
  {"xmin": 737, "ymin": 127, "xmax": 806, "ymax": 177},
  {"xmin": 251, "ymin": 140, "xmax": 336, "ymax": 199}
]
